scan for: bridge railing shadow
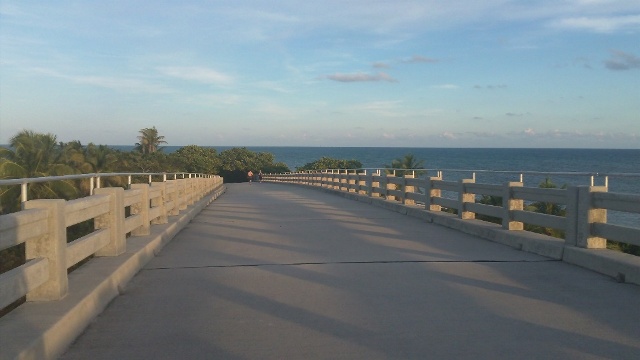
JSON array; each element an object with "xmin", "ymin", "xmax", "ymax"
[{"xmin": 264, "ymin": 170, "xmax": 640, "ymax": 287}]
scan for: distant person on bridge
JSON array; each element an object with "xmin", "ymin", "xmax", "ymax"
[
  {"xmin": 258, "ymin": 170, "xmax": 263, "ymax": 183},
  {"xmin": 247, "ymin": 170, "xmax": 254, "ymax": 184}
]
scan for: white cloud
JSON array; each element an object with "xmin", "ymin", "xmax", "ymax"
[
  {"xmin": 550, "ymin": 14, "xmax": 640, "ymax": 33},
  {"xmin": 157, "ymin": 66, "xmax": 234, "ymax": 85},
  {"xmin": 372, "ymin": 61, "xmax": 390, "ymax": 68},
  {"xmin": 31, "ymin": 67, "xmax": 171, "ymax": 93},
  {"xmin": 326, "ymin": 72, "xmax": 397, "ymax": 82},
  {"xmin": 401, "ymin": 55, "xmax": 439, "ymax": 63},
  {"xmin": 344, "ymin": 101, "xmax": 404, "ymax": 117},
  {"xmin": 441, "ymin": 131, "xmax": 456, "ymax": 140},
  {"xmin": 473, "ymin": 84, "xmax": 508, "ymax": 90}
]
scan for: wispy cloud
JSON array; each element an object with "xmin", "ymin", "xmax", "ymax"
[
  {"xmin": 550, "ymin": 14, "xmax": 640, "ymax": 33},
  {"xmin": 604, "ymin": 50, "xmax": 640, "ymax": 71},
  {"xmin": 372, "ymin": 61, "xmax": 390, "ymax": 68},
  {"xmin": 345, "ymin": 101, "xmax": 404, "ymax": 117},
  {"xmin": 401, "ymin": 55, "xmax": 439, "ymax": 64},
  {"xmin": 326, "ymin": 72, "xmax": 397, "ymax": 82},
  {"xmin": 157, "ymin": 66, "xmax": 234, "ymax": 85},
  {"xmin": 473, "ymin": 84, "xmax": 508, "ymax": 90},
  {"xmin": 32, "ymin": 67, "xmax": 171, "ymax": 93}
]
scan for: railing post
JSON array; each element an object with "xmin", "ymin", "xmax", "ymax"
[
  {"xmin": 23, "ymin": 199, "xmax": 68, "ymax": 301},
  {"xmin": 166, "ymin": 180, "xmax": 179, "ymax": 216},
  {"xmin": 403, "ymin": 172, "xmax": 415, "ymax": 205},
  {"xmin": 130, "ymin": 183, "xmax": 150, "ymax": 236},
  {"xmin": 371, "ymin": 171, "xmax": 381, "ymax": 198},
  {"xmin": 459, "ymin": 178, "xmax": 475, "ymax": 219},
  {"xmin": 178, "ymin": 178, "xmax": 188, "ymax": 211},
  {"xmin": 575, "ymin": 185, "xmax": 608, "ymax": 248},
  {"xmin": 383, "ymin": 172, "xmax": 393, "ymax": 200},
  {"xmin": 94, "ymin": 187, "xmax": 126, "ymax": 256},
  {"xmin": 502, "ymin": 182, "xmax": 524, "ymax": 230},
  {"xmin": 425, "ymin": 174, "xmax": 442, "ymax": 211},
  {"xmin": 188, "ymin": 175, "xmax": 195, "ymax": 206},
  {"xmin": 358, "ymin": 170, "xmax": 367, "ymax": 195},
  {"xmin": 348, "ymin": 171, "xmax": 356, "ymax": 193},
  {"xmin": 151, "ymin": 181, "xmax": 168, "ymax": 224}
]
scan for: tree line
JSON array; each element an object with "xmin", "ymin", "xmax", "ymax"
[{"xmin": 0, "ymin": 128, "xmax": 291, "ymax": 214}]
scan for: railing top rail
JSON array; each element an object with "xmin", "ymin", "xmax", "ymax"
[
  {"xmin": 0, "ymin": 172, "xmax": 214, "ymax": 186},
  {"xmin": 293, "ymin": 168, "xmax": 640, "ymax": 178}
]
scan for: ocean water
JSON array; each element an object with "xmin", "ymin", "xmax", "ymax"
[
  {"xmin": 114, "ymin": 146, "xmax": 640, "ymax": 193},
  {"xmin": 157, "ymin": 146, "xmax": 639, "ymax": 188}
]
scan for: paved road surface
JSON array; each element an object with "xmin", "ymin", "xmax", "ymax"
[{"xmin": 60, "ymin": 183, "xmax": 640, "ymax": 359}]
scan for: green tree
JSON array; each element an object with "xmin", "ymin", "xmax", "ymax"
[
  {"xmin": 0, "ymin": 130, "xmax": 77, "ymax": 213},
  {"xmin": 218, "ymin": 147, "xmax": 290, "ymax": 182},
  {"xmin": 172, "ymin": 145, "xmax": 221, "ymax": 174},
  {"xmin": 123, "ymin": 151, "xmax": 176, "ymax": 173},
  {"xmin": 60, "ymin": 140, "xmax": 91, "ymax": 173},
  {"xmin": 85, "ymin": 143, "xmax": 119, "ymax": 173},
  {"xmin": 383, "ymin": 153, "xmax": 425, "ymax": 177},
  {"xmin": 135, "ymin": 126, "xmax": 167, "ymax": 154},
  {"xmin": 296, "ymin": 157, "xmax": 362, "ymax": 171}
]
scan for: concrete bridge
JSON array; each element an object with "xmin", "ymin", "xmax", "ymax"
[{"xmin": 1, "ymin": 174, "xmax": 639, "ymax": 359}]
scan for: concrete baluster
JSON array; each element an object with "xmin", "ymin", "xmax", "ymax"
[
  {"xmin": 94, "ymin": 187, "xmax": 126, "ymax": 256},
  {"xmin": 23, "ymin": 199, "xmax": 68, "ymax": 301},
  {"xmin": 575, "ymin": 185, "xmax": 608, "ymax": 248},
  {"xmin": 458, "ymin": 178, "xmax": 475, "ymax": 219},
  {"xmin": 403, "ymin": 173, "xmax": 415, "ymax": 205},
  {"xmin": 425, "ymin": 175, "xmax": 442, "ymax": 211},
  {"xmin": 151, "ymin": 181, "xmax": 168, "ymax": 224},
  {"xmin": 502, "ymin": 182, "xmax": 524, "ymax": 230},
  {"xmin": 178, "ymin": 179, "xmax": 188, "ymax": 211},
  {"xmin": 348, "ymin": 171, "xmax": 356, "ymax": 193},
  {"xmin": 130, "ymin": 184, "xmax": 150, "ymax": 236},
  {"xmin": 358, "ymin": 171, "xmax": 367, "ymax": 195},
  {"xmin": 385, "ymin": 172, "xmax": 396, "ymax": 201},
  {"xmin": 167, "ymin": 180, "xmax": 179, "ymax": 216},
  {"xmin": 187, "ymin": 176, "xmax": 195, "ymax": 206},
  {"xmin": 371, "ymin": 171, "xmax": 381, "ymax": 198}
]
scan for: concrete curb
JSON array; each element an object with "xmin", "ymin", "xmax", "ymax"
[
  {"xmin": 563, "ymin": 246, "xmax": 640, "ymax": 285},
  {"xmin": 0, "ymin": 186, "xmax": 226, "ymax": 360}
]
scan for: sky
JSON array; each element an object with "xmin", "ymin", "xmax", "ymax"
[{"xmin": 1, "ymin": 0, "xmax": 639, "ymax": 148}]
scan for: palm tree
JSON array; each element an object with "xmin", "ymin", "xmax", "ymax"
[
  {"xmin": 384, "ymin": 153, "xmax": 425, "ymax": 177},
  {"xmin": 135, "ymin": 127, "xmax": 167, "ymax": 154},
  {"xmin": 0, "ymin": 130, "xmax": 77, "ymax": 213}
]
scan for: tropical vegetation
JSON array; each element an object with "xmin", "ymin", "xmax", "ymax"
[
  {"xmin": 383, "ymin": 153, "xmax": 425, "ymax": 177},
  {"xmin": 0, "ymin": 128, "xmax": 291, "ymax": 214},
  {"xmin": 296, "ymin": 156, "xmax": 362, "ymax": 171}
]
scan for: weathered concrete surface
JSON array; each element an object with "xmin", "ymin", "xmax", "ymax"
[{"xmin": 60, "ymin": 183, "xmax": 640, "ymax": 360}]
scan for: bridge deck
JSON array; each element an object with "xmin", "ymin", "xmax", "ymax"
[{"xmin": 60, "ymin": 183, "xmax": 640, "ymax": 359}]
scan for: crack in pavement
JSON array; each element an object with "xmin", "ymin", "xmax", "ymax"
[{"xmin": 144, "ymin": 258, "xmax": 559, "ymax": 271}]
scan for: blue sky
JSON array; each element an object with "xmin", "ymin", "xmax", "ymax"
[{"xmin": 1, "ymin": 0, "xmax": 639, "ymax": 148}]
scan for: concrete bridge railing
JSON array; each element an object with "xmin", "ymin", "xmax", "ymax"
[
  {"xmin": 0, "ymin": 173, "xmax": 224, "ymax": 312},
  {"xmin": 264, "ymin": 169, "xmax": 640, "ymax": 286}
]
